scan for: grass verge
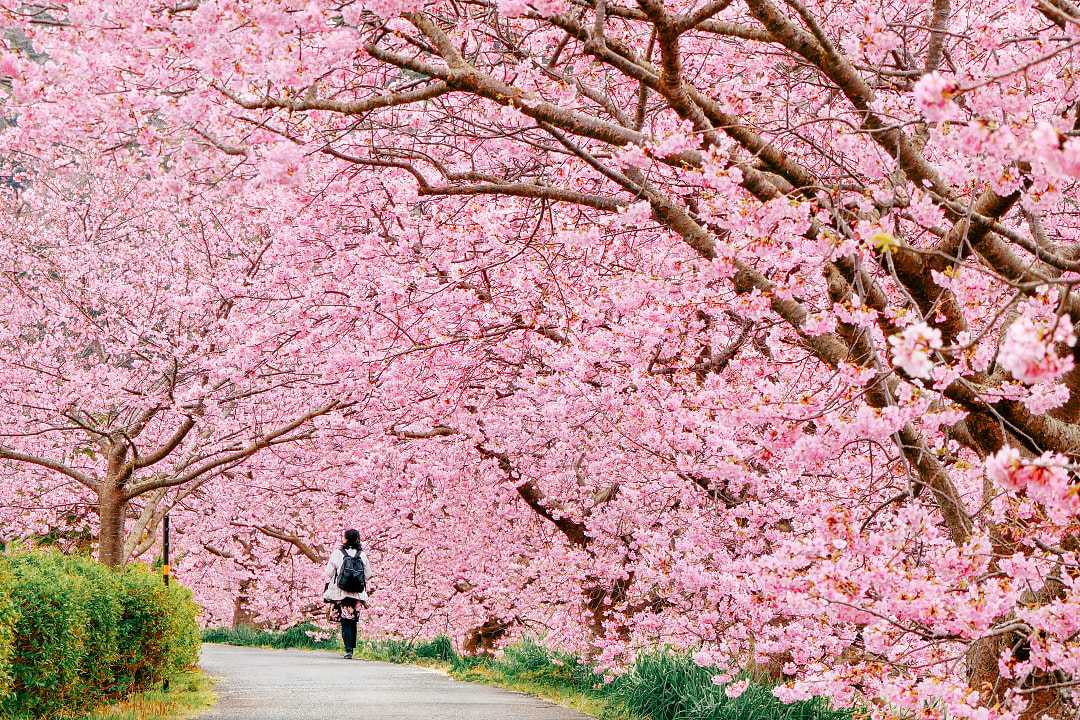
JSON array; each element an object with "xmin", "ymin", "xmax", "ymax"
[
  {"xmin": 203, "ymin": 626, "xmax": 850, "ymax": 720},
  {"xmin": 80, "ymin": 670, "xmax": 215, "ymax": 720},
  {"xmin": 203, "ymin": 623, "xmax": 339, "ymax": 651}
]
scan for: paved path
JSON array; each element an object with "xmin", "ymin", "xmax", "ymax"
[{"xmin": 199, "ymin": 643, "xmax": 592, "ymax": 720}]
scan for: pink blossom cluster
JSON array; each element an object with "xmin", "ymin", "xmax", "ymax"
[
  {"xmin": 998, "ymin": 311, "xmax": 1076, "ymax": 384},
  {"xmin": 986, "ymin": 448, "xmax": 1080, "ymax": 524},
  {"xmin": 0, "ymin": 2, "xmax": 1077, "ymax": 720},
  {"xmin": 913, "ymin": 72, "xmax": 961, "ymax": 122},
  {"xmin": 888, "ymin": 322, "xmax": 942, "ymax": 379}
]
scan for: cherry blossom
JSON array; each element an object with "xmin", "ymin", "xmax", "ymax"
[
  {"xmin": 889, "ymin": 323, "xmax": 943, "ymax": 379},
  {"xmin": 998, "ymin": 311, "xmax": 1076, "ymax": 385},
  {"xmin": 913, "ymin": 72, "xmax": 961, "ymax": 122},
  {"xmin": 0, "ymin": 2, "xmax": 1078, "ymax": 719}
]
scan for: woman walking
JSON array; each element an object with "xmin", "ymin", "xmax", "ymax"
[{"xmin": 323, "ymin": 529, "xmax": 370, "ymax": 659}]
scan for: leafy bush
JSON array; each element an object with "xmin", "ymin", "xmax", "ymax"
[
  {"xmin": 64, "ymin": 556, "xmax": 124, "ymax": 701},
  {"xmin": 0, "ymin": 550, "xmax": 200, "ymax": 720},
  {"xmin": 113, "ymin": 565, "xmax": 199, "ymax": 691},
  {"xmin": 160, "ymin": 581, "xmax": 200, "ymax": 676},
  {"xmin": 0, "ymin": 563, "xmax": 16, "ymax": 704},
  {"xmin": 1, "ymin": 551, "xmax": 100, "ymax": 717}
]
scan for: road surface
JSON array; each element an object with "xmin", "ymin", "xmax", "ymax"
[{"xmin": 199, "ymin": 643, "xmax": 592, "ymax": 720}]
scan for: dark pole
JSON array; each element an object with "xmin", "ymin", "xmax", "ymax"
[
  {"xmin": 163, "ymin": 513, "xmax": 170, "ymax": 587},
  {"xmin": 163, "ymin": 513, "xmax": 170, "ymax": 692}
]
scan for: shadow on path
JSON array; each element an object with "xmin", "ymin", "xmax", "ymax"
[{"xmin": 199, "ymin": 643, "xmax": 592, "ymax": 720}]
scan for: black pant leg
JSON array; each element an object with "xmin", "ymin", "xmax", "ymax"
[{"xmin": 341, "ymin": 618, "xmax": 357, "ymax": 652}]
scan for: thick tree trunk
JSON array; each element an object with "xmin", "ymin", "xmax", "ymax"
[
  {"xmin": 97, "ymin": 487, "xmax": 127, "ymax": 567},
  {"xmin": 968, "ymin": 632, "xmax": 1068, "ymax": 720}
]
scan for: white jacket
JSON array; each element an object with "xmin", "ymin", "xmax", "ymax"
[{"xmin": 323, "ymin": 547, "xmax": 371, "ymax": 603}]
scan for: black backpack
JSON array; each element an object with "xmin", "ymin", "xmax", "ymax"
[{"xmin": 336, "ymin": 549, "xmax": 367, "ymax": 593}]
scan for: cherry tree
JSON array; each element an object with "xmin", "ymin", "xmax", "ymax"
[
  {"xmin": 0, "ymin": 167, "xmax": 354, "ymax": 565},
  {"xmin": 3, "ymin": 1, "xmax": 1080, "ymax": 719}
]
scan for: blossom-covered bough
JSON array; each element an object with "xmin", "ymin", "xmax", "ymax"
[{"xmin": 1, "ymin": 0, "xmax": 1080, "ymax": 718}]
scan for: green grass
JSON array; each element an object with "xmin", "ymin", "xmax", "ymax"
[
  {"xmin": 202, "ymin": 622, "xmax": 340, "ymax": 651},
  {"xmin": 447, "ymin": 638, "xmax": 623, "ymax": 719},
  {"xmin": 78, "ymin": 670, "xmax": 214, "ymax": 720},
  {"xmin": 203, "ymin": 627, "xmax": 851, "ymax": 720},
  {"xmin": 353, "ymin": 636, "xmax": 458, "ymax": 664},
  {"xmin": 611, "ymin": 651, "xmax": 849, "ymax": 720}
]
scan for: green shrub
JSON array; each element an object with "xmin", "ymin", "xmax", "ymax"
[
  {"xmin": 160, "ymin": 581, "xmax": 200, "ymax": 676},
  {"xmin": 0, "ymin": 562, "xmax": 17, "ymax": 705},
  {"xmin": 113, "ymin": 565, "xmax": 197, "ymax": 692},
  {"xmin": 63, "ymin": 556, "xmax": 124, "ymax": 702},
  {"xmin": 0, "ymin": 550, "xmax": 200, "ymax": 720},
  {"xmin": 1, "ymin": 551, "xmax": 98, "ymax": 718}
]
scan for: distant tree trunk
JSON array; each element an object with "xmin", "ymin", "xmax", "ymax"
[
  {"xmin": 233, "ymin": 579, "xmax": 255, "ymax": 628},
  {"xmin": 463, "ymin": 618, "xmax": 510, "ymax": 656}
]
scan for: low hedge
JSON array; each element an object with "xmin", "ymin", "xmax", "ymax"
[{"xmin": 0, "ymin": 550, "xmax": 200, "ymax": 720}]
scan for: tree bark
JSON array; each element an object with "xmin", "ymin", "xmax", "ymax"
[
  {"xmin": 97, "ymin": 485, "xmax": 127, "ymax": 567},
  {"xmin": 233, "ymin": 579, "xmax": 255, "ymax": 628},
  {"xmin": 463, "ymin": 617, "xmax": 511, "ymax": 656}
]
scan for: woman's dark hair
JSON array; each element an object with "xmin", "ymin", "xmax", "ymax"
[{"xmin": 342, "ymin": 529, "xmax": 361, "ymax": 551}]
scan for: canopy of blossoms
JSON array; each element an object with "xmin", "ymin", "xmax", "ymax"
[{"xmin": 0, "ymin": 1, "xmax": 1078, "ymax": 719}]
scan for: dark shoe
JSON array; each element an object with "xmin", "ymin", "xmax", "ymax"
[{"xmin": 344, "ymin": 652, "xmax": 353, "ymax": 659}]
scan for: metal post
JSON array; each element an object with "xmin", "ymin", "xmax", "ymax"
[
  {"xmin": 163, "ymin": 514, "xmax": 170, "ymax": 587},
  {"xmin": 163, "ymin": 513, "xmax": 170, "ymax": 692}
]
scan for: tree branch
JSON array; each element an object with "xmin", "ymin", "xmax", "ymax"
[
  {"xmin": 255, "ymin": 525, "xmax": 324, "ymax": 562},
  {"xmin": 0, "ymin": 446, "xmax": 97, "ymax": 490},
  {"xmin": 476, "ymin": 444, "xmax": 590, "ymax": 548},
  {"xmin": 214, "ymin": 80, "xmax": 452, "ymax": 116},
  {"xmin": 131, "ymin": 416, "xmax": 195, "ymax": 471},
  {"xmin": 122, "ymin": 401, "xmax": 342, "ymax": 499}
]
